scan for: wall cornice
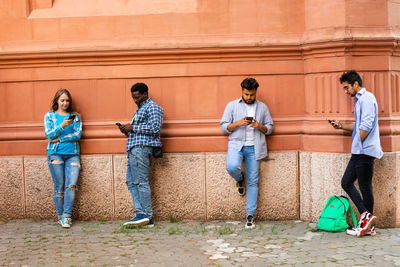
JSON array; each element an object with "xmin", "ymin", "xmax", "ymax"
[{"xmin": 0, "ymin": 37, "xmax": 399, "ymax": 72}]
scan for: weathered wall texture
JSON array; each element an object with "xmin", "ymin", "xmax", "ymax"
[
  {"xmin": 1, "ymin": 0, "xmax": 399, "ymax": 155},
  {"xmin": 0, "ymin": 152, "xmax": 299, "ymax": 222},
  {"xmin": 1, "ymin": 0, "xmax": 400, "ymax": 226},
  {"xmin": 300, "ymin": 152, "xmax": 400, "ymax": 228},
  {"xmin": 1, "ymin": 151, "xmax": 399, "ymax": 227}
]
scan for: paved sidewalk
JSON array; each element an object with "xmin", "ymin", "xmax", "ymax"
[{"xmin": 0, "ymin": 219, "xmax": 399, "ymax": 267}]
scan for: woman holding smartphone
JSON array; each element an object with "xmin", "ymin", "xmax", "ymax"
[{"xmin": 44, "ymin": 89, "xmax": 82, "ymax": 228}]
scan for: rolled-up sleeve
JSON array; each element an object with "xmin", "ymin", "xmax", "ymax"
[
  {"xmin": 359, "ymin": 99, "xmax": 375, "ymax": 132},
  {"xmin": 262, "ymin": 106, "xmax": 274, "ymax": 135},
  {"xmin": 220, "ymin": 102, "xmax": 233, "ymax": 134}
]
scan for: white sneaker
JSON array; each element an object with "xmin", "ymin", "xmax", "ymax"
[
  {"xmin": 346, "ymin": 227, "xmax": 361, "ymax": 236},
  {"xmin": 60, "ymin": 217, "xmax": 71, "ymax": 228},
  {"xmin": 358, "ymin": 213, "xmax": 376, "ymax": 237}
]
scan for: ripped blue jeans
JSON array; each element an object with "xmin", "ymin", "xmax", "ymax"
[{"xmin": 47, "ymin": 154, "xmax": 80, "ymax": 219}]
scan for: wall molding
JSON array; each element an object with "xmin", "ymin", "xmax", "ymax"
[{"xmin": 0, "ymin": 36, "xmax": 399, "ymax": 71}]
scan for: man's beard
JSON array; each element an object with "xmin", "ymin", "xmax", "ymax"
[{"xmin": 243, "ymin": 97, "xmax": 255, "ymax": 104}]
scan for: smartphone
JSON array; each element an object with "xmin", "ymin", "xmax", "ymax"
[
  {"xmin": 68, "ymin": 114, "xmax": 76, "ymax": 120},
  {"xmin": 246, "ymin": 116, "xmax": 253, "ymax": 122},
  {"xmin": 326, "ymin": 118, "xmax": 337, "ymax": 127}
]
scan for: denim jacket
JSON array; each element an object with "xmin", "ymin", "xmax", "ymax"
[{"xmin": 44, "ymin": 111, "xmax": 82, "ymax": 154}]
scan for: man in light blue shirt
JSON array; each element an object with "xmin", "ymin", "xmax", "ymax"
[
  {"xmin": 220, "ymin": 78, "xmax": 274, "ymax": 229},
  {"xmin": 329, "ymin": 70, "xmax": 383, "ymax": 237}
]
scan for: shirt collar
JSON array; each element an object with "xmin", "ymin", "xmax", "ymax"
[
  {"xmin": 238, "ymin": 98, "xmax": 258, "ymax": 105},
  {"xmin": 354, "ymin": 88, "xmax": 366, "ymax": 102},
  {"xmin": 139, "ymin": 97, "xmax": 151, "ymax": 108}
]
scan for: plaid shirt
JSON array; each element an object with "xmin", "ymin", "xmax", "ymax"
[{"xmin": 126, "ymin": 98, "xmax": 163, "ymax": 151}]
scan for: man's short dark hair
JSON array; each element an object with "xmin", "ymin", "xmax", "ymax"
[
  {"xmin": 241, "ymin": 78, "xmax": 259, "ymax": 91},
  {"xmin": 339, "ymin": 70, "xmax": 363, "ymax": 87},
  {"xmin": 131, "ymin": 83, "xmax": 148, "ymax": 94}
]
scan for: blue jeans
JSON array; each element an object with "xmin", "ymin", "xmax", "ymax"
[
  {"xmin": 47, "ymin": 154, "xmax": 80, "ymax": 219},
  {"xmin": 226, "ymin": 145, "xmax": 260, "ymax": 215},
  {"xmin": 126, "ymin": 146, "xmax": 153, "ymax": 218}
]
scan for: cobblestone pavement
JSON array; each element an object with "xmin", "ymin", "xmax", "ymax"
[{"xmin": 0, "ymin": 219, "xmax": 399, "ymax": 267}]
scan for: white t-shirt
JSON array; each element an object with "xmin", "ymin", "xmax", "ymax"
[{"xmin": 244, "ymin": 103, "xmax": 255, "ymax": 146}]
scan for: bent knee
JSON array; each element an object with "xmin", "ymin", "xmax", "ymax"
[{"xmin": 226, "ymin": 164, "xmax": 240, "ymax": 174}]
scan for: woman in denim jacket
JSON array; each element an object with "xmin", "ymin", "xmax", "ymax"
[{"xmin": 44, "ymin": 89, "xmax": 82, "ymax": 228}]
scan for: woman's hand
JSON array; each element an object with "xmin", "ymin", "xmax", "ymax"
[
  {"xmin": 49, "ymin": 138, "xmax": 60, "ymax": 143},
  {"xmin": 60, "ymin": 117, "xmax": 74, "ymax": 128}
]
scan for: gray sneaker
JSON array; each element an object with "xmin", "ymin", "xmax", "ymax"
[{"xmin": 60, "ymin": 217, "xmax": 71, "ymax": 228}]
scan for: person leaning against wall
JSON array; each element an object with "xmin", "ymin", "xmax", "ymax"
[
  {"xmin": 44, "ymin": 89, "xmax": 82, "ymax": 229},
  {"xmin": 116, "ymin": 82, "xmax": 164, "ymax": 228},
  {"xmin": 328, "ymin": 70, "xmax": 383, "ymax": 237},
  {"xmin": 220, "ymin": 77, "xmax": 274, "ymax": 229}
]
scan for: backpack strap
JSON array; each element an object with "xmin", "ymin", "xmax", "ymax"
[
  {"xmin": 340, "ymin": 195, "xmax": 358, "ymax": 227},
  {"xmin": 348, "ymin": 205, "xmax": 358, "ymax": 227}
]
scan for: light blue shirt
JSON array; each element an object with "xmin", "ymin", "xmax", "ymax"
[
  {"xmin": 351, "ymin": 88, "xmax": 383, "ymax": 159},
  {"xmin": 220, "ymin": 98, "xmax": 274, "ymax": 160}
]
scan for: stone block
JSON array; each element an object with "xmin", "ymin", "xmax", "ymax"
[
  {"xmin": 150, "ymin": 153, "xmax": 206, "ymax": 221},
  {"xmin": 114, "ymin": 153, "xmax": 207, "ymax": 221},
  {"xmin": 257, "ymin": 152, "xmax": 299, "ymax": 220},
  {"xmin": 113, "ymin": 154, "xmax": 134, "ymax": 219},
  {"xmin": 206, "ymin": 152, "xmax": 298, "ymax": 221},
  {"xmin": 300, "ymin": 152, "xmax": 400, "ymax": 228},
  {"xmin": 300, "ymin": 152, "xmax": 349, "ymax": 222},
  {"xmin": 24, "ymin": 156, "xmax": 54, "ymax": 219},
  {"xmin": 74, "ymin": 155, "xmax": 113, "ymax": 220},
  {"xmin": 373, "ymin": 153, "xmax": 399, "ymax": 228},
  {"xmin": 206, "ymin": 152, "xmax": 245, "ymax": 220},
  {"xmin": 0, "ymin": 157, "xmax": 25, "ymax": 219}
]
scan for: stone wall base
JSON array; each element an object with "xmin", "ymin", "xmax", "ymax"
[
  {"xmin": 1, "ymin": 151, "xmax": 399, "ymax": 227},
  {"xmin": 300, "ymin": 152, "xmax": 400, "ymax": 228}
]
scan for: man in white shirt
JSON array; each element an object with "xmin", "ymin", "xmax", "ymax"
[{"xmin": 220, "ymin": 78, "xmax": 274, "ymax": 229}]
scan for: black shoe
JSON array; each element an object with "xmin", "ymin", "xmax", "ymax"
[
  {"xmin": 236, "ymin": 180, "xmax": 245, "ymax": 196},
  {"xmin": 236, "ymin": 171, "xmax": 246, "ymax": 196},
  {"xmin": 144, "ymin": 218, "xmax": 154, "ymax": 228},
  {"xmin": 245, "ymin": 215, "xmax": 255, "ymax": 229}
]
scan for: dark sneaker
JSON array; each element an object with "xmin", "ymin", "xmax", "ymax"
[
  {"xmin": 358, "ymin": 213, "xmax": 376, "ymax": 237},
  {"xmin": 236, "ymin": 180, "xmax": 245, "ymax": 196},
  {"xmin": 123, "ymin": 214, "xmax": 150, "ymax": 227},
  {"xmin": 245, "ymin": 215, "xmax": 256, "ymax": 229},
  {"xmin": 144, "ymin": 218, "xmax": 154, "ymax": 228}
]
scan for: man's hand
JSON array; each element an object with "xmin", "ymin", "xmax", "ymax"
[
  {"xmin": 227, "ymin": 117, "xmax": 252, "ymax": 132},
  {"xmin": 117, "ymin": 123, "xmax": 133, "ymax": 135},
  {"xmin": 328, "ymin": 119, "xmax": 354, "ymax": 132},
  {"xmin": 250, "ymin": 119, "xmax": 267, "ymax": 134},
  {"xmin": 328, "ymin": 119, "xmax": 343, "ymax": 129}
]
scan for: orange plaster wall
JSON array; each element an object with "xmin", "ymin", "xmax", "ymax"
[{"xmin": 1, "ymin": 0, "xmax": 400, "ymax": 155}]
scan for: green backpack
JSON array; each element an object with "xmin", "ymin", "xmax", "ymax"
[{"xmin": 317, "ymin": 195, "xmax": 357, "ymax": 232}]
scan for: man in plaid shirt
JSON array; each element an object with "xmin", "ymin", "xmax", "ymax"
[{"xmin": 117, "ymin": 83, "xmax": 163, "ymax": 228}]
